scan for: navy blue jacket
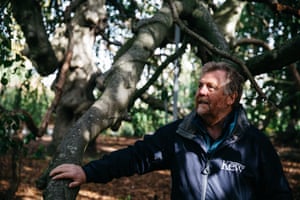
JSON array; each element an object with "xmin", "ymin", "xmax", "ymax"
[{"xmin": 83, "ymin": 106, "xmax": 292, "ymax": 200}]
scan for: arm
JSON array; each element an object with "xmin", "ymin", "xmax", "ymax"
[
  {"xmin": 82, "ymin": 125, "xmax": 175, "ymax": 183},
  {"xmin": 50, "ymin": 120, "xmax": 178, "ymax": 186},
  {"xmin": 49, "ymin": 138, "xmax": 165, "ymax": 187}
]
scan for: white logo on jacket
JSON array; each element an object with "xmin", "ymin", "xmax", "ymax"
[{"xmin": 221, "ymin": 160, "xmax": 245, "ymax": 173}]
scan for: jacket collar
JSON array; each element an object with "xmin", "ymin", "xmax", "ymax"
[{"xmin": 176, "ymin": 104, "xmax": 250, "ymax": 141}]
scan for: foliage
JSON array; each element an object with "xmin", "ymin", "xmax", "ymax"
[
  {"xmin": 0, "ymin": 110, "xmax": 24, "ymax": 155},
  {"xmin": 0, "ymin": 23, "xmax": 49, "ymax": 196},
  {"xmin": 0, "ymin": 61, "xmax": 53, "ymax": 129},
  {"xmin": 1, "ymin": 0, "xmax": 53, "ymax": 127},
  {"xmin": 0, "ymin": 60, "xmax": 50, "ymax": 156},
  {"xmin": 131, "ymin": 107, "xmax": 166, "ymax": 137},
  {"xmin": 0, "ymin": 0, "xmax": 53, "ymax": 158},
  {"xmin": 237, "ymin": 2, "xmax": 300, "ymax": 135}
]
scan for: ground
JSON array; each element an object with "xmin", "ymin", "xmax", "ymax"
[{"xmin": 2, "ymin": 134, "xmax": 300, "ymax": 200}]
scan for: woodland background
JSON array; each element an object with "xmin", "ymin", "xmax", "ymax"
[{"xmin": 0, "ymin": 0, "xmax": 300, "ymax": 199}]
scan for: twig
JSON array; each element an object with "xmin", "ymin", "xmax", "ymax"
[{"xmin": 38, "ymin": 8, "xmax": 74, "ymax": 136}]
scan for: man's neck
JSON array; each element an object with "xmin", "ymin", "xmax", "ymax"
[
  {"xmin": 202, "ymin": 110, "xmax": 232, "ymax": 140},
  {"xmin": 205, "ymin": 119, "xmax": 225, "ymax": 140}
]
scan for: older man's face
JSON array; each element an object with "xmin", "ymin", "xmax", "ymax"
[{"xmin": 195, "ymin": 70, "xmax": 235, "ymax": 123}]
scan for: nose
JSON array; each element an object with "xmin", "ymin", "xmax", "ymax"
[{"xmin": 197, "ymin": 85, "xmax": 208, "ymax": 96}]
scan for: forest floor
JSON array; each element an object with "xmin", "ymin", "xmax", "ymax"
[{"xmin": 3, "ymin": 134, "xmax": 300, "ymax": 200}]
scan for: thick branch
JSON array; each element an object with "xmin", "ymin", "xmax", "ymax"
[
  {"xmin": 11, "ymin": 0, "xmax": 59, "ymax": 75},
  {"xmin": 214, "ymin": 0, "xmax": 246, "ymax": 42},
  {"xmin": 180, "ymin": 0, "xmax": 229, "ymax": 62},
  {"xmin": 247, "ymin": 34, "xmax": 300, "ymax": 76}
]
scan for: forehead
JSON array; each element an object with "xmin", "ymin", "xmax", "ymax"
[{"xmin": 199, "ymin": 70, "xmax": 227, "ymax": 83}]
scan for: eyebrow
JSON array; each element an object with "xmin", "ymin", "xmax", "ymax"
[{"xmin": 198, "ymin": 79, "xmax": 230, "ymax": 88}]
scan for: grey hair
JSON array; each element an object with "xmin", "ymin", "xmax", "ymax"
[{"xmin": 201, "ymin": 61, "xmax": 245, "ymax": 105}]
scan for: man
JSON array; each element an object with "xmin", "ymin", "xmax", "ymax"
[{"xmin": 50, "ymin": 61, "xmax": 292, "ymax": 199}]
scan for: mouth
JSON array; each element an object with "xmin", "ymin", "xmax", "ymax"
[{"xmin": 197, "ymin": 99, "xmax": 209, "ymax": 104}]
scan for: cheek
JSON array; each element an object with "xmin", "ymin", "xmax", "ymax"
[{"xmin": 211, "ymin": 94, "xmax": 227, "ymax": 107}]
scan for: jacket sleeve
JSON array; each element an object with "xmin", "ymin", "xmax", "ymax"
[
  {"xmin": 82, "ymin": 122, "xmax": 177, "ymax": 183},
  {"xmin": 258, "ymin": 132, "xmax": 293, "ymax": 200}
]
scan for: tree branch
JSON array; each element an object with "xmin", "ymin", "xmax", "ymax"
[
  {"xmin": 38, "ymin": 10, "xmax": 75, "ymax": 137},
  {"xmin": 247, "ymin": 34, "xmax": 300, "ymax": 76},
  {"xmin": 233, "ymin": 38, "xmax": 271, "ymax": 51},
  {"xmin": 10, "ymin": 0, "xmax": 59, "ymax": 75},
  {"xmin": 130, "ymin": 41, "xmax": 187, "ymax": 107},
  {"xmin": 38, "ymin": 50, "xmax": 73, "ymax": 136},
  {"xmin": 168, "ymin": 0, "xmax": 268, "ymax": 103}
]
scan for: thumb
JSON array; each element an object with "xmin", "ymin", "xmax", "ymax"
[{"xmin": 69, "ymin": 181, "xmax": 81, "ymax": 188}]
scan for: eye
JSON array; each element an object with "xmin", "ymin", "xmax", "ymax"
[
  {"xmin": 198, "ymin": 83, "xmax": 203, "ymax": 88},
  {"xmin": 207, "ymin": 83, "xmax": 218, "ymax": 91}
]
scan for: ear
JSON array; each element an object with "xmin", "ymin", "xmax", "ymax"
[{"xmin": 226, "ymin": 92, "xmax": 238, "ymax": 105}]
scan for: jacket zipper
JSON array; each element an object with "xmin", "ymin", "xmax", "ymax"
[
  {"xmin": 199, "ymin": 135, "xmax": 239, "ymax": 200},
  {"xmin": 201, "ymin": 156, "xmax": 211, "ymax": 200}
]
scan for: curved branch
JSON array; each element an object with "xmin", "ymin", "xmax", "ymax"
[
  {"xmin": 38, "ymin": 14, "xmax": 75, "ymax": 137},
  {"xmin": 247, "ymin": 34, "xmax": 300, "ymax": 76},
  {"xmin": 233, "ymin": 38, "xmax": 271, "ymax": 51},
  {"xmin": 168, "ymin": 0, "xmax": 268, "ymax": 103},
  {"xmin": 11, "ymin": 0, "xmax": 59, "ymax": 75}
]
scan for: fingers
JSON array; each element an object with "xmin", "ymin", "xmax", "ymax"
[
  {"xmin": 49, "ymin": 163, "xmax": 86, "ymax": 188},
  {"xmin": 69, "ymin": 181, "xmax": 81, "ymax": 188},
  {"xmin": 50, "ymin": 164, "xmax": 74, "ymax": 179}
]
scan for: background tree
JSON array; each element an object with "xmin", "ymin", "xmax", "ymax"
[{"xmin": 1, "ymin": 0, "xmax": 300, "ymax": 199}]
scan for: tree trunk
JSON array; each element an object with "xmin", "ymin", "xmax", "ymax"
[{"xmin": 47, "ymin": 0, "xmax": 106, "ymax": 154}]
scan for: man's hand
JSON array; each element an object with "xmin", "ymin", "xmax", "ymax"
[{"xmin": 50, "ymin": 164, "xmax": 87, "ymax": 188}]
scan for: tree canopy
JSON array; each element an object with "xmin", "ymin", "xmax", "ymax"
[{"xmin": 1, "ymin": 0, "xmax": 300, "ymax": 199}]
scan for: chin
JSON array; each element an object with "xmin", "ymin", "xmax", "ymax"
[{"xmin": 196, "ymin": 107, "xmax": 207, "ymax": 116}]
